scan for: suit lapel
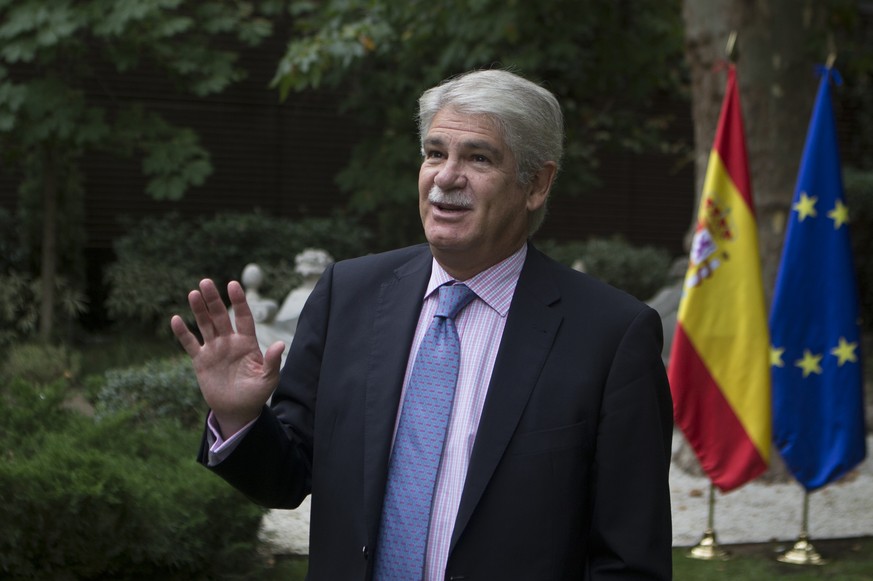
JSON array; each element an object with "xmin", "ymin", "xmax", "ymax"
[
  {"xmin": 450, "ymin": 246, "xmax": 563, "ymax": 550},
  {"xmin": 362, "ymin": 248, "xmax": 432, "ymax": 542}
]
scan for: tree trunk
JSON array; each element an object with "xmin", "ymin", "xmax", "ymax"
[
  {"xmin": 682, "ymin": 0, "xmax": 821, "ymax": 300},
  {"xmin": 39, "ymin": 147, "xmax": 58, "ymax": 343}
]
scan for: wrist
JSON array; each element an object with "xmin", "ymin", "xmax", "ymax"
[{"xmin": 212, "ymin": 410, "xmax": 260, "ymax": 439}]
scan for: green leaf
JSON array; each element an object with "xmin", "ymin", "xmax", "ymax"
[{"xmin": 141, "ymin": 128, "xmax": 212, "ymax": 200}]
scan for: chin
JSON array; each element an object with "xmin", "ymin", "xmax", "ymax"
[{"xmin": 426, "ymin": 224, "xmax": 467, "ymax": 246}]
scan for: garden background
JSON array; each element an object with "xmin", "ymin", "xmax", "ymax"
[{"xmin": 1, "ymin": 1, "xmax": 872, "ymax": 579}]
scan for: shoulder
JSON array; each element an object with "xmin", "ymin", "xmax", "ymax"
[
  {"xmin": 329, "ymin": 243, "xmax": 432, "ymax": 285},
  {"xmin": 526, "ymin": 244, "xmax": 651, "ymax": 318}
]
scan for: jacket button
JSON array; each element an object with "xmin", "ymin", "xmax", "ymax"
[{"xmin": 362, "ymin": 545, "xmax": 369, "ymax": 560}]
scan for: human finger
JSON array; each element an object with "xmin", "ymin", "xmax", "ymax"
[
  {"xmin": 263, "ymin": 341, "xmax": 286, "ymax": 380},
  {"xmin": 199, "ymin": 279, "xmax": 234, "ymax": 336},
  {"xmin": 170, "ymin": 315, "xmax": 201, "ymax": 358},
  {"xmin": 227, "ymin": 280, "xmax": 257, "ymax": 337},
  {"xmin": 188, "ymin": 287, "xmax": 216, "ymax": 342}
]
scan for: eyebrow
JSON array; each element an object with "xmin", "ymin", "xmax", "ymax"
[{"xmin": 423, "ymin": 136, "xmax": 504, "ymax": 162}]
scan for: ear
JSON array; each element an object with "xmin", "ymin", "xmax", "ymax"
[{"xmin": 526, "ymin": 161, "xmax": 558, "ymax": 212}]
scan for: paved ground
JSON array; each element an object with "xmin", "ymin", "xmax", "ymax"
[
  {"xmin": 259, "ymin": 434, "xmax": 873, "ymax": 555},
  {"xmin": 670, "ymin": 434, "xmax": 873, "ymax": 548}
]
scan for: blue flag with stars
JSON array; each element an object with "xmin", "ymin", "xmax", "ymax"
[{"xmin": 770, "ymin": 66, "xmax": 867, "ymax": 491}]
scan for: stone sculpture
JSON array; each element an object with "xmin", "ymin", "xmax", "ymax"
[{"xmin": 232, "ymin": 248, "xmax": 334, "ymax": 366}]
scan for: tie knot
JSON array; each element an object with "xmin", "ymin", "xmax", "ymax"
[{"xmin": 435, "ymin": 283, "xmax": 476, "ymax": 320}]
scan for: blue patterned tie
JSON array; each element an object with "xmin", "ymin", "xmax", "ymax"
[{"xmin": 374, "ymin": 283, "xmax": 476, "ymax": 580}]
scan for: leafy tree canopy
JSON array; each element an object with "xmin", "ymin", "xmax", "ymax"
[
  {"xmin": 0, "ymin": 0, "xmax": 285, "ymax": 200},
  {"xmin": 0, "ymin": 0, "xmax": 286, "ymax": 340},
  {"xmin": 272, "ymin": 0, "xmax": 687, "ymax": 246}
]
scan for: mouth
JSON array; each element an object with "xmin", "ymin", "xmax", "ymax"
[
  {"xmin": 428, "ymin": 186, "xmax": 473, "ymax": 214},
  {"xmin": 433, "ymin": 201, "xmax": 470, "ymax": 213}
]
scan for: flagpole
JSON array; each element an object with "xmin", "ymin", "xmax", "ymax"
[
  {"xmin": 777, "ymin": 489, "xmax": 827, "ymax": 565},
  {"xmin": 687, "ymin": 483, "xmax": 730, "ymax": 560}
]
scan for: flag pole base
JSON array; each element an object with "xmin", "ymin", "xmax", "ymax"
[
  {"xmin": 686, "ymin": 529, "xmax": 731, "ymax": 560},
  {"xmin": 777, "ymin": 534, "xmax": 827, "ymax": 566}
]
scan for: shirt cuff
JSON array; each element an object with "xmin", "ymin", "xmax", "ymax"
[{"xmin": 205, "ymin": 411, "xmax": 258, "ymax": 467}]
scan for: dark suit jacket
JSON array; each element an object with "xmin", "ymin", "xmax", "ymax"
[{"xmin": 201, "ymin": 242, "xmax": 673, "ymax": 580}]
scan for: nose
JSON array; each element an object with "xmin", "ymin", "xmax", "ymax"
[{"xmin": 434, "ymin": 159, "xmax": 467, "ymax": 190}]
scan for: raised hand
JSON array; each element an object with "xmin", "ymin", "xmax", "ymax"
[{"xmin": 170, "ymin": 279, "xmax": 285, "ymax": 437}]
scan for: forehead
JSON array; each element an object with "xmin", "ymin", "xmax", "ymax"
[{"xmin": 425, "ymin": 108, "xmax": 505, "ymax": 146}]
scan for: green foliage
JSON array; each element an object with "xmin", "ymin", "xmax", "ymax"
[
  {"xmin": 104, "ymin": 211, "xmax": 372, "ymax": 330},
  {"xmin": 0, "ymin": 378, "xmax": 71, "ymax": 445},
  {"xmin": 0, "ymin": 414, "xmax": 266, "ymax": 579},
  {"xmin": 0, "ymin": 369, "xmax": 267, "ymax": 580},
  {"xmin": 0, "ymin": 1, "xmax": 286, "ymax": 339},
  {"xmin": 78, "ymin": 331, "xmax": 182, "ymax": 381},
  {"xmin": 0, "ymin": 174, "xmax": 88, "ymax": 347},
  {"xmin": 16, "ymin": 148, "xmax": 88, "ymax": 273},
  {"xmin": 116, "ymin": 107, "xmax": 213, "ymax": 201},
  {"xmin": 539, "ymin": 237, "xmax": 672, "ymax": 301},
  {"xmin": 272, "ymin": 0, "xmax": 687, "ymax": 249},
  {"xmin": 844, "ymin": 167, "xmax": 873, "ymax": 335},
  {"xmin": 95, "ymin": 356, "xmax": 205, "ymax": 429},
  {"xmin": 0, "ymin": 270, "xmax": 88, "ymax": 347},
  {"xmin": 0, "ymin": 342, "xmax": 81, "ymax": 385}
]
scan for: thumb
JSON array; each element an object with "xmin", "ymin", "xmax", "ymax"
[{"xmin": 263, "ymin": 341, "xmax": 286, "ymax": 380}]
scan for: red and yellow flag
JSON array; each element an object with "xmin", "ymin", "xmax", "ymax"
[{"xmin": 668, "ymin": 64, "xmax": 771, "ymax": 492}]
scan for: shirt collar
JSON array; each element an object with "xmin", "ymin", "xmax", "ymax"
[{"xmin": 425, "ymin": 244, "xmax": 527, "ymax": 317}]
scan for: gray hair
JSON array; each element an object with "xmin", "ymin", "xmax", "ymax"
[{"xmin": 417, "ymin": 69, "xmax": 564, "ymax": 235}]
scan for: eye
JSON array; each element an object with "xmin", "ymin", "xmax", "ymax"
[
  {"xmin": 472, "ymin": 154, "xmax": 490, "ymax": 163},
  {"xmin": 425, "ymin": 149, "xmax": 445, "ymax": 159}
]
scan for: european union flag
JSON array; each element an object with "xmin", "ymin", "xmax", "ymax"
[{"xmin": 769, "ymin": 66, "xmax": 867, "ymax": 491}]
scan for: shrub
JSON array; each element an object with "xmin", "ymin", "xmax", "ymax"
[
  {"xmin": 95, "ymin": 356, "xmax": 205, "ymax": 429},
  {"xmin": 0, "ymin": 208, "xmax": 88, "ymax": 346},
  {"xmin": 104, "ymin": 211, "xmax": 372, "ymax": 331},
  {"xmin": 538, "ymin": 236, "xmax": 672, "ymax": 301},
  {"xmin": 0, "ymin": 413, "xmax": 266, "ymax": 580},
  {"xmin": 0, "ymin": 342, "xmax": 81, "ymax": 386},
  {"xmin": 0, "ymin": 377, "xmax": 267, "ymax": 580},
  {"xmin": 0, "ymin": 378, "xmax": 71, "ymax": 447},
  {"xmin": 0, "ymin": 271, "xmax": 88, "ymax": 347}
]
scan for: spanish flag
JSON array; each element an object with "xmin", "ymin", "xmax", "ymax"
[{"xmin": 668, "ymin": 64, "xmax": 771, "ymax": 492}]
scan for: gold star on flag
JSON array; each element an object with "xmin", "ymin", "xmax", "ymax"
[
  {"xmin": 795, "ymin": 349, "xmax": 823, "ymax": 378},
  {"xmin": 793, "ymin": 192, "xmax": 818, "ymax": 221},
  {"xmin": 830, "ymin": 337, "xmax": 858, "ymax": 366},
  {"xmin": 827, "ymin": 200, "xmax": 850, "ymax": 229},
  {"xmin": 770, "ymin": 346, "xmax": 785, "ymax": 368}
]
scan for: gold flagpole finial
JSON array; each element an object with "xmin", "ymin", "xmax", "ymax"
[
  {"xmin": 826, "ymin": 33, "xmax": 837, "ymax": 69},
  {"xmin": 725, "ymin": 31, "xmax": 738, "ymax": 63}
]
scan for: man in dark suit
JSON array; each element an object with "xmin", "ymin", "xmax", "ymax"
[{"xmin": 171, "ymin": 69, "xmax": 673, "ymax": 580}]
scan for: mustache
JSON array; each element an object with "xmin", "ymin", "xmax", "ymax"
[{"xmin": 428, "ymin": 186, "xmax": 473, "ymax": 209}]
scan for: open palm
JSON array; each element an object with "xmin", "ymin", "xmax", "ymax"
[{"xmin": 171, "ymin": 279, "xmax": 285, "ymax": 437}]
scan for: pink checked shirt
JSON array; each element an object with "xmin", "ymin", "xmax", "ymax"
[{"xmin": 406, "ymin": 245, "xmax": 525, "ymax": 581}]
